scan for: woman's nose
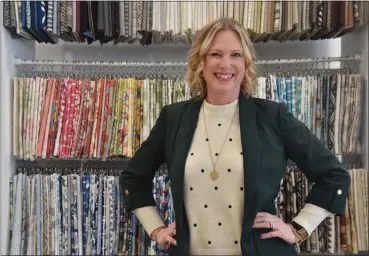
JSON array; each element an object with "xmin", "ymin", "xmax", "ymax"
[{"xmin": 219, "ymin": 56, "xmax": 232, "ymax": 68}]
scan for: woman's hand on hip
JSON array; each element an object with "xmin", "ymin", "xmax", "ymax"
[
  {"xmin": 252, "ymin": 212, "xmax": 297, "ymax": 244},
  {"xmin": 151, "ymin": 221, "xmax": 177, "ymax": 249}
]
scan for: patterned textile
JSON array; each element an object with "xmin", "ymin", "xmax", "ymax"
[
  {"xmin": 276, "ymin": 167, "xmax": 368, "ymax": 254},
  {"xmin": 7, "ymin": 163, "xmax": 368, "ymax": 256},
  {"xmin": 8, "ymin": 167, "xmax": 173, "ymax": 256},
  {"xmin": 3, "ymin": 1, "xmax": 11, "ymax": 28},
  {"xmin": 254, "ymin": 73, "xmax": 364, "ymax": 156},
  {"xmin": 13, "ymin": 76, "xmax": 191, "ymax": 160},
  {"xmin": 327, "ymin": 75, "xmax": 336, "ymax": 151},
  {"xmin": 3, "ymin": 1, "xmax": 369, "ymax": 44}
]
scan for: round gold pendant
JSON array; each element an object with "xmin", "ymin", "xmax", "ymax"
[{"xmin": 210, "ymin": 170, "xmax": 219, "ymax": 181}]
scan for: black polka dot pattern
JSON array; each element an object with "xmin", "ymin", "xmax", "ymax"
[{"xmin": 188, "ymin": 119, "xmax": 243, "ymax": 246}]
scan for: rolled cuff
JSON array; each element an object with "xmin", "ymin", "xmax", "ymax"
[
  {"xmin": 292, "ymin": 203, "xmax": 332, "ymax": 235},
  {"xmin": 133, "ymin": 206, "xmax": 165, "ymax": 236}
]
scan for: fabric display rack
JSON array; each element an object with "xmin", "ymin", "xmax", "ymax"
[
  {"xmin": 7, "ymin": 164, "xmax": 367, "ymax": 256},
  {"xmin": 12, "ymin": 62, "xmax": 191, "ymax": 160},
  {"xmin": 2, "ymin": 1, "xmax": 369, "ymax": 45},
  {"xmin": 8, "ymin": 164, "xmax": 171, "ymax": 256},
  {"xmin": 6, "ymin": 56, "xmax": 368, "ymax": 256},
  {"xmin": 2, "ymin": 1, "xmax": 369, "ymax": 256}
]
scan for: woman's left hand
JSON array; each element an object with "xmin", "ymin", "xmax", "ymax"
[{"xmin": 252, "ymin": 212, "xmax": 297, "ymax": 244}]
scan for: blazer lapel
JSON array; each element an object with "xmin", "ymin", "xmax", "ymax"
[
  {"xmin": 170, "ymin": 98, "xmax": 203, "ymax": 229},
  {"xmin": 239, "ymin": 94, "xmax": 261, "ymax": 224}
]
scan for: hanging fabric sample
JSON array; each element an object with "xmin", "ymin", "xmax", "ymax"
[
  {"xmin": 253, "ymin": 72, "xmax": 364, "ymax": 156},
  {"xmin": 12, "ymin": 75, "xmax": 191, "ymax": 160},
  {"xmin": 3, "ymin": 1, "xmax": 369, "ymax": 44},
  {"xmin": 276, "ymin": 166, "xmax": 368, "ymax": 254},
  {"xmin": 7, "ymin": 163, "xmax": 367, "ymax": 255},
  {"xmin": 7, "ymin": 165, "xmax": 174, "ymax": 256}
]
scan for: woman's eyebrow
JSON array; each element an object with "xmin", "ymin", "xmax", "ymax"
[{"xmin": 209, "ymin": 48, "xmax": 243, "ymax": 52}]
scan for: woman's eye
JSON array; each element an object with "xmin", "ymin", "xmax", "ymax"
[
  {"xmin": 210, "ymin": 52, "xmax": 221, "ymax": 57},
  {"xmin": 232, "ymin": 53, "xmax": 242, "ymax": 57}
]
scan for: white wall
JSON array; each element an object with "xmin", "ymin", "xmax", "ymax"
[{"xmin": 0, "ymin": 2, "xmax": 35, "ymax": 254}]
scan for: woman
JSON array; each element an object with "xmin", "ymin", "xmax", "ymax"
[{"xmin": 120, "ymin": 18, "xmax": 350, "ymax": 256}]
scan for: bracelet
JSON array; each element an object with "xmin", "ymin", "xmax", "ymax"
[
  {"xmin": 151, "ymin": 226, "xmax": 166, "ymax": 242},
  {"xmin": 288, "ymin": 224, "xmax": 303, "ymax": 246}
]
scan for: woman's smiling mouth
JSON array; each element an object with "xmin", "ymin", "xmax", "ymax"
[{"xmin": 214, "ymin": 73, "xmax": 235, "ymax": 81}]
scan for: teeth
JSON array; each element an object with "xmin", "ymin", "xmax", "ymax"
[{"xmin": 216, "ymin": 73, "xmax": 233, "ymax": 79}]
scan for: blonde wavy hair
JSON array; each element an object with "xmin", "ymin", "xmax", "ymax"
[{"xmin": 187, "ymin": 17, "xmax": 257, "ymax": 99}]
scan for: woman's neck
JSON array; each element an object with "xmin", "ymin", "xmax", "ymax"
[{"xmin": 205, "ymin": 91, "xmax": 239, "ymax": 105}]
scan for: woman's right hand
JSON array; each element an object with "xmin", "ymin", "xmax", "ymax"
[{"xmin": 151, "ymin": 222, "xmax": 177, "ymax": 249}]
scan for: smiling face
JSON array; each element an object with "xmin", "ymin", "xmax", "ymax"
[{"xmin": 202, "ymin": 29, "xmax": 245, "ymax": 103}]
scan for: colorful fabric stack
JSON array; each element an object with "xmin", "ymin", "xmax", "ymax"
[
  {"xmin": 3, "ymin": 1, "xmax": 369, "ymax": 44},
  {"xmin": 254, "ymin": 73, "xmax": 364, "ymax": 155},
  {"xmin": 12, "ymin": 76, "xmax": 191, "ymax": 160},
  {"xmin": 6, "ymin": 167, "xmax": 174, "ymax": 256},
  {"xmin": 7, "ymin": 165, "xmax": 367, "ymax": 255},
  {"xmin": 277, "ymin": 166, "xmax": 368, "ymax": 254}
]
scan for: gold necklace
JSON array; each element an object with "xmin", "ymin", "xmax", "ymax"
[{"xmin": 202, "ymin": 102, "xmax": 239, "ymax": 181}]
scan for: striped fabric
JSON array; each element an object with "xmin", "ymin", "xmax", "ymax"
[
  {"xmin": 254, "ymin": 73, "xmax": 363, "ymax": 156},
  {"xmin": 46, "ymin": 1, "xmax": 53, "ymax": 32},
  {"xmin": 60, "ymin": 1, "xmax": 69, "ymax": 40},
  {"xmin": 328, "ymin": 75, "xmax": 337, "ymax": 152},
  {"xmin": 137, "ymin": 1, "xmax": 143, "ymax": 32},
  {"xmin": 4, "ymin": 1, "xmax": 369, "ymax": 44},
  {"xmin": 317, "ymin": 1, "xmax": 324, "ymax": 27}
]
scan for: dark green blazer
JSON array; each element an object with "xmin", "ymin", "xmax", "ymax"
[{"xmin": 120, "ymin": 93, "xmax": 350, "ymax": 256}]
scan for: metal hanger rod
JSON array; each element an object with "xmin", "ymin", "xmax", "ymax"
[{"xmin": 13, "ymin": 54, "xmax": 361, "ymax": 67}]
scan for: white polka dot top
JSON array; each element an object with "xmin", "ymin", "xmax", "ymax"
[{"xmin": 184, "ymin": 98, "xmax": 245, "ymax": 255}]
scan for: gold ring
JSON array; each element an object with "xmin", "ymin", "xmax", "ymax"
[
  {"xmin": 269, "ymin": 222, "xmax": 274, "ymax": 230},
  {"xmin": 155, "ymin": 233, "xmax": 161, "ymax": 242}
]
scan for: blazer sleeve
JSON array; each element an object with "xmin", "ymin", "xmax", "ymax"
[
  {"xmin": 278, "ymin": 103, "xmax": 350, "ymax": 216},
  {"xmin": 120, "ymin": 106, "xmax": 167, "ymax": 212}
]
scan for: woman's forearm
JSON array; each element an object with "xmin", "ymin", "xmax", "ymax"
[{"xmin": 133, "ymin": 206, "xmax": 166, "ymax": 236}]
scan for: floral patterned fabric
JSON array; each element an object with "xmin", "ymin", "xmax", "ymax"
[{"xmin": 13, "ymin": 77, "xmax": 191, "ymax": 160}]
